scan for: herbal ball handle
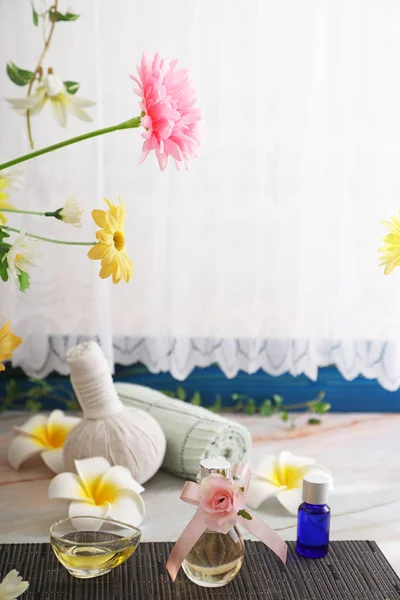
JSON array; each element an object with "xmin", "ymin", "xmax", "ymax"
[{"xmin": 67, "ymin": 341, "xmax": 124, "ymax": 419}]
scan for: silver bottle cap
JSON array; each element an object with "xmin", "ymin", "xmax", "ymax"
[
  {"xmin": 302, "ymin": 472, "xmax": 330, "ymax": 505},
  {"xmin": 197, "ymin": 457, "xmax": 231, "ymax": 483}
]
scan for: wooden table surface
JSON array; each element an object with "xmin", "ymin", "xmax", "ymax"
[{"xmin": 1, "ymin": 411, "xmax": 400, "ymax": 575}]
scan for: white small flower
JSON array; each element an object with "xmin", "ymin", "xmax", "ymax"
[
  {"xmin": 58, "ymin": 196, "xmax": 84, "ymax": 227},
  {"xmin": 6, "ymin": 230, "xmax": 41, "ymax": 290},
  {"xmin": 6, "ymin": 74, "xmax": 95, "ymax": 128},
  {"xmin": 49, "ymin": 457, "xmax": 145, "ymax": 528},
  {"xmin": 8, "ymin": 410, "xmax": 81, "ymax": 473},
  {"xmin": 247, "ymin": 451, "xmax": 332, "ymax": 515},
  {"xmin": 0, "ymin": 569, "xmax": 29, "ymax": 599}
]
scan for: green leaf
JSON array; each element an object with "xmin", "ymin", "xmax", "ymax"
[
  {"xmin": 244, "ymin": 398, "xmax": 256, "ymax": 415},
  {"xmin": 63, "ymin": 80, "xmax": 80, "ymax": 95},
  {"xmin": 161, "ymin": 390, "xmax": 175, "ymax": 398},
  {"xmin": 190, "ymin": 391, "xmax": 201, "ymax": 405},
  {"xmin": 272, "ymin": 394, "xmax": 283, "ymax": 407},
  {"xmin": 209, "ymin": 394, "xmax": 222, "ymax": 413},
  {"xmin": 281, "ymin": 410, "xmax": 289, "ymax": 422},
  {"xmin": 28, "ymin": 378, "xmax": 52, "ymax": 392},
  {"xmin": 0, "ymin": 259, "xmax": 8, "ymax": 282},
  {"xmin": 26, "ymin": 399, "xmax": 42, "ymax": 412},
  {"xmin": 231, "ymin": 393, "xmax": 247, "ymax": 401},
  {"xmin": 308, "ymin": 417, "xmax": 322, "ymax": 426},
  {"xmin": 176, "ymin": 387, "xmax": 186, "ymax": 401},
  {"xmin": 6, "ymin": 62, "xmax": 34, "ymax": 86},
  {"xmin": 66, "ymin": 398, "xmax": 80, "ymax": 411},
  {"xmin": 260, "ymin": 399, "xmax": 273, "ymax": 417},
  {"xmin": 32, "ymin": 6, "xmax": 39, "ymax": 25},
  {"xmin": 49, "ymin": 9, "xmax": 79, "ymax": 22},
  {"xmin": 18, "ymin": 270, "xmax": 30, "ymax": 292},
  {"xmin": 313, "ymin": 401, "xmax": 331, "ymax": 415},
  {"xmin": 0, "ymin": 229, "xmax": 10, "ymax": 242},
  {"xmin": 237, "ymin": 509, "xmax": 252, "ymax": 520},
  {"xmin": 5, "ymin": 380, "xmax": 20, "ymax": 400},
  {"xmin": 27, "ymin": 386, "xmax": 43, "ymax": 398}
]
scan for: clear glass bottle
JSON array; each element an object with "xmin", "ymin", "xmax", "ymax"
[
  {"xmin": 296, "ymin": 473, "xmax": 331, "ymax": 559},
  {"xmin": 182, "ymin": 458, "xmax": 245, "ymax": 588}
]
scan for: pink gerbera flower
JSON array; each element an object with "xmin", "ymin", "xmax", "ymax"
[{"xmin": 130, "ymin": 53, "xmax": 203, "ymax": 171}]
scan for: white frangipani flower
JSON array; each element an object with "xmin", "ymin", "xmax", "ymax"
[
  {"xmin": 6, "ymin": 74, "xmax": 95, "ymax": 128},
  {"xmin": 8, "ymin": 410, "xmax": 81, "ymax": 474},
  {"xmin": 49, "ymin": 457, "xmax": 145, "ymax": 528},
  {"xmin": 247, "ymin": 451, "xmax": 332, "ymax": 515},
  {"xmin": 0, "ymin": 569, "xmax": 29, "ymax": 599},
  {"xmin": 58, "ymin": 196, "xmax": 84, "ymax": 227},
  {"xmin": 5, "ymin": 230, "xmax": 41, "ymax": 290}
]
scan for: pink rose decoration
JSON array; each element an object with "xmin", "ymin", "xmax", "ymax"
[
  {"xmin": 199, "ymin": 473, "xmax": 247, "ymax": 534},
  {"xmin": 130, "ymin": 53, "xmax": 203, "ymax": 171}
]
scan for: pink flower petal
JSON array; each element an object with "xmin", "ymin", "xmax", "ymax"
[{"xmin": 133, "ymin": 53, "xmax": 202, "ymax": 170}]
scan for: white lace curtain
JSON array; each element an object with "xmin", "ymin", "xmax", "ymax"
[{"xmin": 2, "ymin": 1, "xmax": 400, "ymax": 390}]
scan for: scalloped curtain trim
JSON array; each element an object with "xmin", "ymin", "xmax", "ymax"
[{"xmin": 10, "ymin": 336, "xmax": 400, "ymax": 391}]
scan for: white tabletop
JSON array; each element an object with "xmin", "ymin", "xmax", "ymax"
[{"xmin": 1, "ymin": 411, "xmax": 399, "ymax": 575}]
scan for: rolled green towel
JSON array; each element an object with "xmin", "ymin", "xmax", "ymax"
[{"xmin": 115, "ymin": 382, "xmax": 252, "ymax": 481}]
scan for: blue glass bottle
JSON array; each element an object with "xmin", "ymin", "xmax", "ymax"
[{"xmin": 296, "ymin": 473, "xmax": 330, "ymax": 559}]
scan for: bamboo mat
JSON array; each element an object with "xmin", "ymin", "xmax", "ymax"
[{"xmin": 1, "ymin": 540, "xmax": 399, "ymax": 599}]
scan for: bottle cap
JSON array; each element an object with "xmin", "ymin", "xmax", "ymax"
[
  {"xmin": 197, "ymin": 457, "xmax": 231, "ymax": 482},
  {"xmin": 302, "ymin": 472, "xmax": 330, "ymax": 505}
]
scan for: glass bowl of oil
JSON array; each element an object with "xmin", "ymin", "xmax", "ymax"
[{"xmin": 50, "ymin": 516, "xmax": 141, "ymax": 579}]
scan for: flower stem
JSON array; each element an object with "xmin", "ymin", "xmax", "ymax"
[
  {"xmin": 26, "ymin": 0, "xmax": 59, "ymax": 149},
  {"xmin": 0, "ymin": 208, "xmax": 47, "ymax": 217},
  {"xmin": 0, "ymin": 116, "xmax": 141, "ymax": 171},
  {"xmin": 2, "ymin": 226, "xmax": 95, "ymax": 246}
]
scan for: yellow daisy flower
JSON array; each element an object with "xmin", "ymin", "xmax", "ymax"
[
  {"xmin": 0, "ymin": 180, "xmax": 15, "ymax": 226},
  {"xmin": 88, "ymin": 198, "xmax": 133, "ymax": 284},
  {"xmin": 379, "ymin": 212, "xmax": 400, "ymax": 275},
  {"xmin": 0, "ymin": 163, "xmax": 23, "ymax": 225},
  {"xmin": 0, "ymin": 321, "xmax": 22, "ymax": 371}
]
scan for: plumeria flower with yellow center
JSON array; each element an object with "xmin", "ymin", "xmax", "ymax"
[
  {"xmin": 246, "ymin": 451, "xmax": 332, "ymax": 515},
  {"xmin": 48, "ymin": 457, "xmax": 145, "ymax": 528},
  {"xmin": 0, "ymin": 569, "xmax": 29, "ymax": 599},
  {"xmin": 379, "ymin": 212, "xmax": 400, "ymax": 275},
  {"xmin": 6, "ymin": 73, "xmax": 95, "ymax": 128},
  {"xmin": 88, "ymin": 198, "xmax": 133, "ymax": 284},
  {"xmin": 56, "ymin": 196, "xmax": 84, "ymax": 228},
  {"xmin": 5, "ymin": 230, "xmax": 41, "ymax": 291},
  {"xmin": 7, "ymin": 410, "xmax": 81, "ymax": 474},
  {"xmin": 0, "ymin": 321, "xmax": 22, "ymax": 372}
]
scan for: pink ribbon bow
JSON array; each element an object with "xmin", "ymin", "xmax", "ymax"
[{"xmin": 166, "ymin": 462, "xmax": 288, "ymax": 581}]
